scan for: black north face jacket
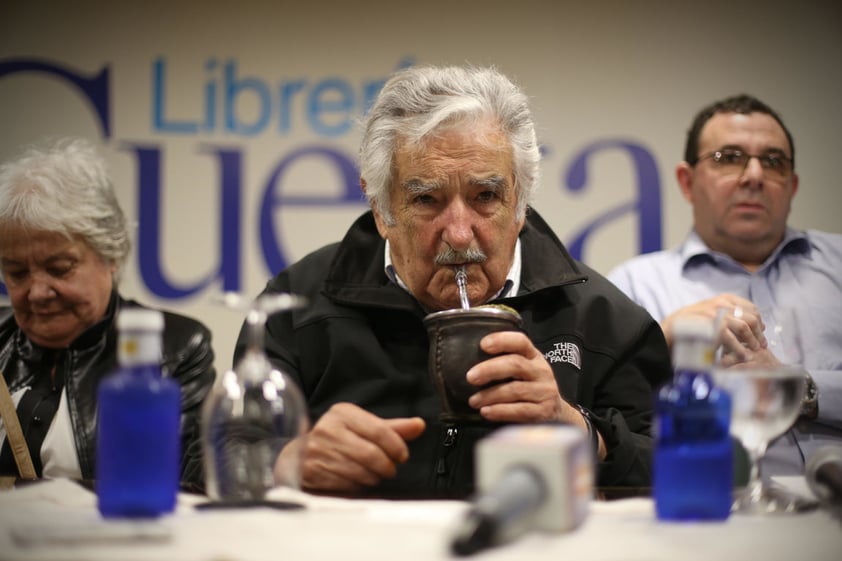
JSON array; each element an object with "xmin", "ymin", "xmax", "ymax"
[{"xmin": 236, "ymin": 208, "xmax": 672, "ymax": 498}]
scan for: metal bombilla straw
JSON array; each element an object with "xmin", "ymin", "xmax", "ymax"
[{"xmin": 455, "ymin": 265, "xmax": 471, "ymax": 310}]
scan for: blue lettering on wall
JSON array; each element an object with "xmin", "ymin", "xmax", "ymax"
[
  {"xmin": 151, "ymin": 56, "xmax": 415, "ymax": 138},
  {"xmin": 0, "ymin": 58, "xmax": 111, "ymax": 138},
  {"xmin": 0, "ymin": 55, "xmax": 665, "ymax": 303},
  {"xmin": 153, "ymin": 58, "xmax": 199, "ymax": 134},
  {"xmin": 563, "ymin": 139, "xmax": 662, "ymax": 260},
  {"xmin": 279, "ymin": 79, "xmax": 307, "ymax": 133},
  {"xmin": 260, "ymin": 146, "xmax": 365, "ymax": 273},
  {"xmin": 224, "ymin": 61, "xmax": 271, "ymax": 136},
  {"xmin": 308, "ymin": 78, "xmax": 355, "ymax": 137},
  {"xmin": 204, "ymin": 59, "xmax": 218, "ymax": 132},
  {"xmin": 126, "ymin": 143, "xmax": 243, "ymax": 299}
]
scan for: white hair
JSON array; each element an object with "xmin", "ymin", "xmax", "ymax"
[
  {"xmin": 0, "ymin": 137, "xmax": 130, "ymax": 280},
  {"xmin": 359, "ymin": 65, "xmax": 541, "ymax": 225}
]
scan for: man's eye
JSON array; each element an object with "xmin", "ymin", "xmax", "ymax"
[
  {"xmin": 476, "ymin": 190, "xmax": 499, "ymax": 203},
  {"xmin": 3, "ymin": 269, "xmax": 27, "ymax": 281},
  {"xmin": 763, "ymin": 155, "xmax": 784, "ymax": 169},
  {"xmin": 718, "ymin": 151, "xmax": 744, "ymax": 164},
  {"xmin": 412, "ymin": 194, "xmax": 436, "ymax": 205}
]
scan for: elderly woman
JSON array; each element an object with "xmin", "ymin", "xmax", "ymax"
[{"xmin": 0, "ymin": 137, "xmax": 215, "ymax": 489}]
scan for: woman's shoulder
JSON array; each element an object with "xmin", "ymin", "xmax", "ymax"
[{"xmin": 119, "ymin": 297, "xmax": 211, "ymax": 343}]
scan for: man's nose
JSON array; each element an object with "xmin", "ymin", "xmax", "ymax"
[
  {"xmin": 738, "ymin": 156, "xmax": 765, "ymax": 188},
  {"xmin": 440, "ymin": 200, "xmax": 475, "ymax": 249}
]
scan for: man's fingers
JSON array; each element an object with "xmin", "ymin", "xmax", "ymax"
[
  {"xmin": 468, "ymin": 331, "xmax": 547, "ymax": 386},
  {"xmin": 386, "ymin": 417, "xmax": 426, "ymax": 444},
  {"xmin": 306, "ymin": 418, "xmax": 396, "ymax": 478},
  {"xmin": 478, "ymin": 330, "xmax": 538, "ymax": 359},
  {"xmin": 299, "ymin": 404, "xmax": 424, "ymax": 492},
  {"xmin": 343, "ymin": 414, "xmax": 416, "ymax": 464}
]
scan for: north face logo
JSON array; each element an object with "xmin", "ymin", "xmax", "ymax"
[{"xmin": 544, "ymin": 341, "xmax": 582, "ymax": 370}]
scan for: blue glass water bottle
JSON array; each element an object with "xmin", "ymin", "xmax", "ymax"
[
  {"xmin": 96, "ymin": 309, "xmax": 181, "ymax": 518},
  {"xmin": 654, "ymin": 316, "xmax": 732, "ymax": 521}
]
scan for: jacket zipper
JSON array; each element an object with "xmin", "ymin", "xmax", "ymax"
[{"xmin": 434, "ymin": 425, "xmax": 459, "ymax": 487}]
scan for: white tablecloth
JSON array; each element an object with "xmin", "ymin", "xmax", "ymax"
[{"xmin": 0, "ymin": 478, "xmax": 839, "ymax": 561}]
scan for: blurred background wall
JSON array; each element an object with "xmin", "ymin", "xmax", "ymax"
[{"xmin": 2, "ymin": 0, "xmax": 840, "ymax": 376}]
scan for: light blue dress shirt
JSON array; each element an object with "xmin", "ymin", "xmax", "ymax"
[{"xmin": 608, "ymin": 227, "xmax": 842, "ymax": 476}]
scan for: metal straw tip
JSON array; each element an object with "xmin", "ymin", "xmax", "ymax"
[{"xmin": 455, "ymin": 265, "xmax": 471, "ymax": 310}]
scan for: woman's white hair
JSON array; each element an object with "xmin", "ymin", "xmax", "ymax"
[
  {"xmin": 0, "ymin": 137, "xmax": 130, "ymax": 280},
  {"xmin": 359, "ymin": 65, "xmax": 541, "ymax": 225}
]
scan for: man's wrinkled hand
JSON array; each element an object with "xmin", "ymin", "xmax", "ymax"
[
  {"xmin": 661, "ymin": 294, "xmax": 767, "ymax": 355},
  {"xmin": 281, "ymin": 402, "xmax": 425, "ymax": 494},
  {"xmin": 466, "ymin": 331, "xmax": 570, "ymax": 424}
]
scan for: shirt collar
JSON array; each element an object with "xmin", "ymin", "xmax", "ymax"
[
  {"xmin": 680, "ymin": 227, "xmax": 811, "ymax": 270},
  {"xmin": 384, "ymin": 238, "xmax": 521, "ymax": 303}
]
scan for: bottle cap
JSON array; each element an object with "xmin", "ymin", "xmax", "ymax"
[
  {"xmin": 672, "ymin": 315, "xmax": 714, "ymax": 339},
  {"xmin": 117, "ymin": 309, "xmax": 164, "ymax": 332}
]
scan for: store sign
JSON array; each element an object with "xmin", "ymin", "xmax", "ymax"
[{"xmin": 0, "ymin": 57, "xmax": 662, "ymax": 299}]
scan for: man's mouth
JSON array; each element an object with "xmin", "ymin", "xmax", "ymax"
[{"xmin": 733, "ymin": 201, "xmax": 765, "ymax": 211}]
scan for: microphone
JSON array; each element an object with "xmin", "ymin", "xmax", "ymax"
[
  {"xmin": 806, "ymin": 445, "xmax": 842, "ymax": 507},
  {"xmin": 450, "ymin": 425, "xmax": 593, "ymax": 556}
]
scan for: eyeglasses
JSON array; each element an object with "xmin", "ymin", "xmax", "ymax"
[{"xmin": 695, "ymin": 148, "xmax": 793, "ymax": 179}]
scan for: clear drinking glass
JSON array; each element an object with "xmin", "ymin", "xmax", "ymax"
[
  {"xmin": 713, "ymin": 306, "xmax": 808, "ymax": 514},
  {"xmin": 760, "ymin": 307, "xmax": 804, "ymax": 366},
  {"xmin": 712, "ymin": 365, "xmax": 806, "ymax": 513},
  {"xmin": 201, "ymin": 292, "xmax": 310, "ymax": 507}
]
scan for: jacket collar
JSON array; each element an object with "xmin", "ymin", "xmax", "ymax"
[{"xmin": 322, "ymin": 208, "xmax": 587, "ymax": 310}]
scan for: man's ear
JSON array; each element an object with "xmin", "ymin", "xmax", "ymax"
[
  {"xmin": 676, "ymin": 162, "xmax": 694, "ymax": 203},
  {"xmin": 361, "ymin": 177, "xmax": 390, "ymax": 239}
]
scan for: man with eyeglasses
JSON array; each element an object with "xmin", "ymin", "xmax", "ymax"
[{"xmin": 608, "ymin": 94, "xmax": 842, "ymax": 477}]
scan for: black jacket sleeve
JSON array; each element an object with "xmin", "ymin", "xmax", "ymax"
[
  {"xmin": 587, "ymin": 316, "xmax": 672, "ymax": 486},
  {"xmin": 162, "ymin": 313, "xmax": 217, "ymax": 490}
]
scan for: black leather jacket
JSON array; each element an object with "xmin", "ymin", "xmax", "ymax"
[{"xmin": 0, "ymin": 292, "xmax": 216, "ymax": 489}]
